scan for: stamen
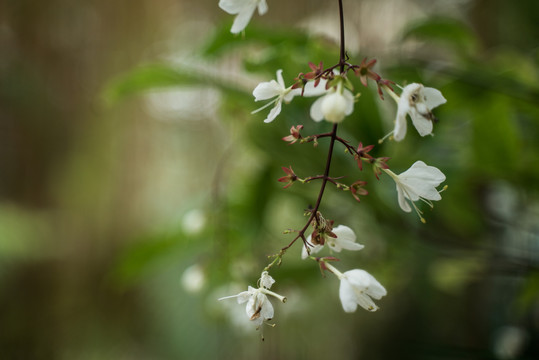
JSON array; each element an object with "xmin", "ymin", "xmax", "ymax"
[
  {"xmin": 419, "ymin": 197, "xmax": 434, "ymax": 209},
  {"xmin": 251, "ymin": 97, "xmax": 278, "ymax": 114},
  {"xmin": 401, "ymin": 186, "xmax": 426, "ymax": 223},
  {"xmin": 378, "ymin": 131, "xmax": 394, "ymax": 144}
]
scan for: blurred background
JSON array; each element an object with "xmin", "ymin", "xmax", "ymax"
[{"xmin": 1, "ymin": 0, "xmax": 538, "ymax": 358}]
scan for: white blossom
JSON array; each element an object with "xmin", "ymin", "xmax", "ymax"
[
  {"xmin": 383, "ymin": 161, "xmax": 446, "ymax": 221},
  {"xmin": 218, "ymin": 271, "xmax": 286, "ymax": 331},
  {"xmin": 301, "ymin": 225, "xmax": 364, "ymax": 259},
  {"xmin": 393, "ymin": 83, "xmax": 446, "ymax": 141},
  {"xmin": 252, "ymin": 69, "xmax": 296, "ymax": 123},
  {"xmin": 310, "ymin": 82, "xmax": 354, "ymax": 123},
  {"xmin": 219, "ymin": 0, "xmax": 268, "ymax": 34},
  {"xmin": 338, "ymin": 269, "xmax": 387, "ymax": 312},
  {"xmin": 323, "ymin": 262, "xmax": 387, "ymax": 312},
  {"xmin": 253, "ymin": 71, "xmax": 327, "ymax": 123}
]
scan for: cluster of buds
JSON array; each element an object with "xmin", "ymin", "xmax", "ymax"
[{"xmin": 310, "ymin": 211, "xmax": 336, "ymax": 246}]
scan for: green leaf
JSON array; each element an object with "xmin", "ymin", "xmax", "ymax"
[
  {"xmin": 102, "ymin": 64, "xmax": 199, "ymax": 105},
  {"xmin": 102, "ymin": 63, "xmax": 247, "ymax": 105}
]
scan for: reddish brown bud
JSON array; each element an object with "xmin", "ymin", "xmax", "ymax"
[
  {"xmin": 355, "ymin": 142, "xmax": 375, "ymax": 170},
  {"xmin": 373, "ymin": 157, "xmax": 391, "ymax": 180},
  {"xmin": 350, "ymin": 180, "xmax": 368, "ymax": 202},
  {"xmin": 277, "ymin": 166, "xmax": 298, "ymax": 188}
]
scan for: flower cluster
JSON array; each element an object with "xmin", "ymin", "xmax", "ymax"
[{"xmin": 218, "ymin": 0, "xmax": 449, "ymax": 339}]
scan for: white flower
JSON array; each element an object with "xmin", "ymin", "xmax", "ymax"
[
  {"xmin": 310, "ymin": 82, "xmax": 354, "ymax": 123},
  {"xmin": 393, "ymin": 83, "xmax": 446, "ymax": 141},
  {"xmin": 301, "ymin": 225, "xmax": 364, "ymax": 259},
  {"xmin": 339, "ymin": 269, "xmax": 387, "ymax": 312},
  {"xmin": 252, "ymin": 69, "xmax": 297, "ymax": 123},
  {"xmin": 383, "ymin": 161, "xmax": 446, "ymax": 222},
  {"xmin": 219, "ymin": 0, "xmax": 268, "ymax": 34},
  {"xmin": 218, "ymin": 271, "xmax": 286, "ymax": 330}
]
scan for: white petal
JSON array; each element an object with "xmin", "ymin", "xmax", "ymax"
[
  {"xmin": 230, "ymin": 4, "xmax": 257, "ymax": 34},
  {"xmin": 339, "ymin": 278, "xmax": 359, "ymax": 313},
  {"xmin": 334, "ymin": 239, "xmax": 364, "ymax": 252},
  {"xmin": 302, "ymin": 79, "xmax": 329, "ymax": 97},
  {"xmin": 260, "ymin": 271, "xmax": 275, "ymax": 289},
  {"xmin": 393, "ymin": 109, "xmax": 408, "ymax": 142},
  {"xmin": 264, "ymin": 100, "xmax": 282, "ymax": 123},
  {"xmin": 242, "ymin": 286, "xmax": 257, "ymax": 302},
  {"xmin": 309, "ymin": 96, "xmax": 325, "ymax": 122},
  {"xmin": 423, "ymin": 87, "xmax": 447, "ymax": 109},
  {"xmin": 365, "ymin": 278, "xmax": 387, "ymax": 300},
  {"xmin": 398, "ymin": 161, "xmax": 445, "ymax": 201},
  {"xmin": 283, "ymin": 90, "xmax": 297, "ymax": 103},
  {"xmin": 260, "ymin": 295, "xmax": 274, "ymax": 320},
  {"xmin": 400, "ymin": 161, "xmax": 446, "ymax": 186},
  {"xmin": 344, "ymin": 269, "xmax": 370, "ymax": 286},
  {"xmin": 332, "ymin": 225, "xmax": 364, "ymax": 252},
  {"xmin": 343, "ymin": 269, "xmax": 380, "ymax": 312},
  {"xmin": 396, "ymin": 185, "xmax": 412, "ymax": 212},
  {"xmin": 219, "ymin": 0, "xmax": 248, "ymax": 14},
  {"xmin": 409, "ymin": 108, "xmax": 433, "ymax": 137},
  {"xmin": 257, "ymin": 0, "xmax": 268, "ymax": 15},
  {"xmin": 253, "ymin": 80, "xmax": 281, "ymax": 101},
  {"xmin": 321, "ymin": 91, "xmax": 347, "ymax": 123},
  {"xmin": 343, "ymin": 89, "xmax": 355, "ymax": 116},
  {"xmin": 333, "ymin": 225, "xmax": 356, "ymax": 242},
  {"xmin": 401, "ymin": 83, "xmax": 422, "ymax": 98},
  {"xmin": 245, "ymin": 292, "xmax": 257, "ymax": 317},
  {"xmin": 275, "ymin": 69, "xmax": 285, "ymax": 88}
]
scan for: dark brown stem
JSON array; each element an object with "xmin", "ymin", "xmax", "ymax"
[
  {"xmin": 276, "ymin": 0, "xmax": 348, "ymax": 257},
  {"xmin": 338, "ymin": 0, "xmax": 346, "ymax": 72},
  {"xmin": 281, "ymin": 124, "xmax": 339, "ymax": 251}
]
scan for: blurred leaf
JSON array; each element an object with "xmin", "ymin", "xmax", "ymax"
[
  {"xmin": 103, "ymin": 64, "xmax": 198, "ymax": 104},
  {"xmin": 402, "ymin": 17, "xmax": 478, "ymax": 56},
  {"xmin": 102, "ymin": 63, "xmax": 246, "ymax": 105}
]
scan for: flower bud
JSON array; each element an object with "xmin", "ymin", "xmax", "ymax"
[{"xmin": 321, "ymin": 91, "xmax": 348, "ymax": 123}]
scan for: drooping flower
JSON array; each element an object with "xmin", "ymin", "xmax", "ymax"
[
  {"xmin": 322, "ymin": 262, "xmax": 387, "ymax": 312},
  {"xmin": 310, "ymin": 82, "xmax": 354, "ymax": 123},
  {"xmin": 219, "ymin": 0, "xmax": 268, "ymax": 34},
  {"xmin": 302, "ymin": 225, "xmax": 364, "ymax": 259},
  {"xmin": 338, "ymin": 269, "xmax": 387, "ymax": 312},
  {"xmin": 383, "ymin": 161, "xmax": 446, "ymax": 222},
  {"xmin": 218, "ymin": 271, "xmax": 286, "ymax": 332},
  {"xmin": 393, "ymin": 83, "xmax": 447, "ymax": 141}
]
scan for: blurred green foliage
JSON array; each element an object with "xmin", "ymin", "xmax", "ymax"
[
  {"xmin": 2, "ymin": 0, "xmax": 539, "ymax": 359},
  {"xmin": 101, "ymin": 11, "xmax": 539, "ymax": 359}
]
